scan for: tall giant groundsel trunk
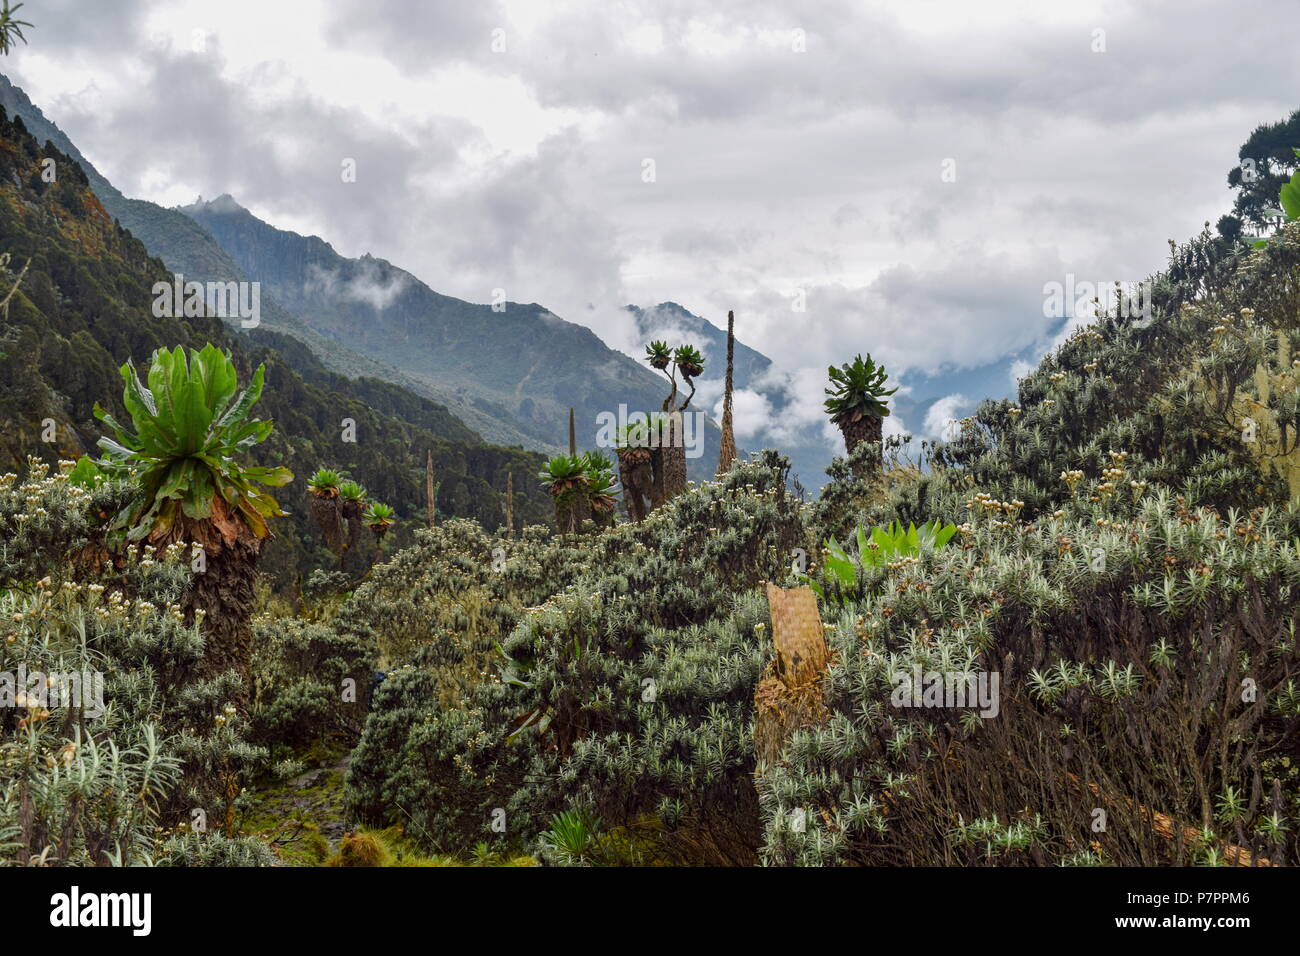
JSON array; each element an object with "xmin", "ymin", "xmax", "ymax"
[
  {"xmin": 662, "ymin": 412, "xmax": 689, "ymax": 498},
  {"xmin": 650, "ymin": 445, "xmax": 667, "ymax": 508},
  {"xmin": 505, "ymin": 471, "xmax": 514, "ymax": 538},
  {"xmin": 339, "ymin": 497, "xmax": 364, "ymax": 571},
  {"xmin": 554, "ymin": 490, "xmax": 582, "ymax": 534},
  {"xmin": 865, "ymin": 415, "xmax": 882, "ymax": 449},
  {"xmin": 840, "ymin": 414, "xmax": 882, "ymax": 477},
  {"xmin": 308, "ymin": 492, "xmax": 344, "ymax": 552},
  {"xmin": 426, "ymin": 450, "xmax": 436, "ymax": 529},
  {"xmin": 618, "ymin": 448, "xmax": 652, "ymax": 521},
  {"xmin": 190, "ymin": 536, "xmax": 261, "ymax": 697},
  {"xmin": 572, "ymin": 491, "xmax": 592, "ymax": 528},
  {"xmin": 839, "ymin": 416, "xmax": 865, "ymax": 453}
]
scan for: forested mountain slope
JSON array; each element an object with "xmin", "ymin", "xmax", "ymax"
[
  {"xmin": 0, "ymin": 73, "xmax": 725, "ymax": 469},
  {"xmin": 0, "ymin": 105, "xmax": 551, "ymax": 585}
]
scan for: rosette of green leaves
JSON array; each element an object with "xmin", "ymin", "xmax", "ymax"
[{"xmin": 91, "ymin": 344, "xmax": 292, "ymax": 542}]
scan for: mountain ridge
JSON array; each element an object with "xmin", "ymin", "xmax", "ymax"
[
  {"xmin": 182, "ymin": 193, "xmax": 726, "ymax": 471},
  {"xmin": 0, "ymin": 73, "xmax": 788, "ymax": 482}
]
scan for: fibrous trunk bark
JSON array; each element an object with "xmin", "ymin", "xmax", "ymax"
[
  {"xmin": 339, "ymin": 498, "xmax": 363, "ymax": 570},
  {"xmin": 426, "ymin": 450, "xmax": 436, "ymax": 529},
  {"xmin": 555, "ymin": 490, "xmax": 583, "ymax": 534},
  {"xmin": 189, "ymin": 536, "xmax": 261, "ymax": 703},
  {"xmin": 505, "ymin": 471, "xmax": 514, "ymax": 539},
  {"xmin": 308, "ymin": 493, "xmax": 344, "ymax": 554},
  {"xmin": 839, "ymin": 415, "xmax": 883, "ymax": 478},
  {"xmin": 572, "ymin": 492, "xmax": 591, "ymax": 529},
  {"xmin": 618, "ymin": 449, "xmax": 652, "ymax": 522},
  {"xmin": 661, "ymin": 412, "xmax": 689, "ymax": 499},
  {"xmin": 650, "ymin": 446, "xmax": 667, "ymax": 509}
]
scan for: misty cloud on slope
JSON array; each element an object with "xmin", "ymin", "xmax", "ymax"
[{"xmin": 305, "ymin": 261, "xmax": 410, "ymax": 312}]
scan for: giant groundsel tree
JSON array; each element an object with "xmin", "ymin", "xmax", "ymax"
[
  {"xmin": 824, "ymin": 353, "xmax": 896, "ymax": 464},
  {"xmin": 93, "ymin": 344, "xmax": 292, "ymax": 690}
]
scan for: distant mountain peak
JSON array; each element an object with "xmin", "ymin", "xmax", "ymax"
[{"xmin": 179, "ymin": 193, "xmax": 248, "ymax": 216}]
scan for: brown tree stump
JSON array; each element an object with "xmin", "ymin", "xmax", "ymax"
[{"xmin": 754, "ymin": 584, "xmax": 832, "ymax": 772}]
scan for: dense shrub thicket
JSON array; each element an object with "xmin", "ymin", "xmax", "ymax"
[
  {"xmin": 0, "ymin": 460, "xmax": 273, "ymax": 864},
  {"xmin": 345, "ymin": 455, "xmax": 802, "ymax": 863}
]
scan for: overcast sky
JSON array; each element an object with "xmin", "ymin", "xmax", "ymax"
[{"xmin": 7, "ymin": 0, "xmax": 1299, "ymax": 444}]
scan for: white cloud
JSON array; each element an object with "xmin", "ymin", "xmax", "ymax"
[
  {"xmin": 924, "ymin": 393, "xmax": 970, "ymax": 441},
  {"xmin": 5, "ymin": 0, "xmax": 1295, "ymax": 427},
  {"xmin": 304, "ymin": 261, "xmax": 409, "ymax": 311},
  {"xmin": 883, "ymin": 412, "xmax": 910, "ymax": 441},
  {"xmin": 722, "ymin": 388, "xmax": 775, "ymax": 442},
  {"xmin": 1009, "ymin": 359, "xmax": 1035, "ymax": 391}
]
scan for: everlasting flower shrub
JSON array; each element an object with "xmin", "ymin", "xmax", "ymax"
[
  {"xmin": 342, "ymin": 518, "xmax": 592, "ymax": 836},
  {"xmin": 761, "ymin": 223, "xmax": 1300, "ymax": 866},
  {"xmin": 0, "ymin": 459, "xmax": 271, "ymax": 864},
  {"xmin": 249, "ymin": 616, "xmax": 373, "ymax": 752},
  {"xmin": 345, "ymin": 453, "xmax": 805, "ymax": 863},
  {"xmin": 767, "ymin": 493, "xmax": 1300, "ymax": 865}
]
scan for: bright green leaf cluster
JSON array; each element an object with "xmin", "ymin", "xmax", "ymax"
[
  {"xmin": 92, "ymin": 344, "xmax": 292, "ymax": 543},
  {"xmin": 808, "ymin": 519, "xmax": 957, "ymax": 605},
  {"xmin": 823, "ymin": 354, "xmax": 897, "ymax": 424}
]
